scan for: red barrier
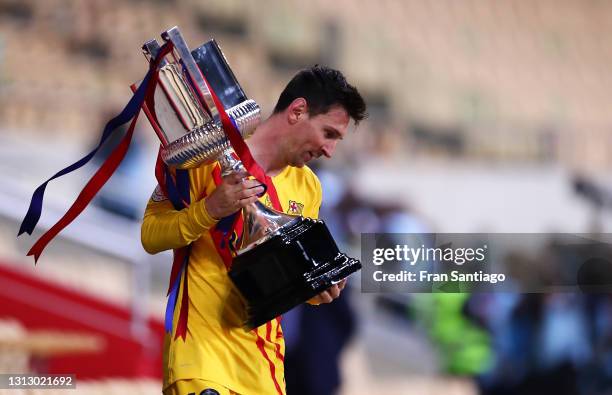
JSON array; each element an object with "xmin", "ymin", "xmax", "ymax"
[{"xmin": 0, "ymin": 262, "xmax": 163, "ymax": 379}]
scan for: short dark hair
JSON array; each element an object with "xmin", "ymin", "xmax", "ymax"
[{"xmin": 273, "ymin": 65, "xmax": 367, "ymax": 124}]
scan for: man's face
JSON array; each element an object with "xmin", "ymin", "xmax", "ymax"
[{"xmin": 287, "ymin": 105, "xmax": 350, "ymax": 168}]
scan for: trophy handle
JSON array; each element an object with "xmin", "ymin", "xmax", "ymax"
[
  {"xmin": 162, "ymin": 26, "xmax": 219, "ymax": 119},
  {"xmin": 141, "ymin": 39, "xmax": 168, "ymax": 67}
]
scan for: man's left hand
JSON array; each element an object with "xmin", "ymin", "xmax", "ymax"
[{"xmin": 307, "ymin": 278, "xmax": 347, "ymax": 305}]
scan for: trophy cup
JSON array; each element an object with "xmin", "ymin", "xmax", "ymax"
[{"xmin": 142, "ymin": 27, "xmax": 361, "ymax": 329}]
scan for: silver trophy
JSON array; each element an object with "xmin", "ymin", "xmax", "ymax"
[
  {"xmin": 141, "ymin": 27, "xmax": 260, "ymax": 169},
  {"xmin": 142, "ymin": 27, "xmax": 361, "ymax": 328}
]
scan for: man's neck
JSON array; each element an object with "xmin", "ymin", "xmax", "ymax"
[{"xmin": 246, "ymin": 115, "xmax": 288, "ymax": 176}]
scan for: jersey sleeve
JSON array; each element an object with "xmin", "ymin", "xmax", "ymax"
[{"xmin": 141, "ymin": 167, "xmax": 218, "ymax": 254}]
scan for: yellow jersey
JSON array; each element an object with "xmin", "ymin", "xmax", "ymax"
[{"xmin": 141, "ymin": 162, "xmax": 322, "ymax": 395}]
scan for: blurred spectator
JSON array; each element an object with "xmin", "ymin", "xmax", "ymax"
[
  {"xmin": 413, "ymin": 293, "xmax": 492, "ymax": 376},
  {"xmin": 284, "ymin": 298, "xmax": 356, "ymax": 395}
]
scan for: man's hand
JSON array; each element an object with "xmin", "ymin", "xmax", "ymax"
[
  {"xmin": 308, "ymin": 278, "xmax": 347, "ymax": 305},
  {"xmin": 205, "ymin": 171, "xmax": 265, "ymax": 219}
]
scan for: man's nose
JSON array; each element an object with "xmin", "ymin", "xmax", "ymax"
[{"xmin": 321, "ymin": 141, "xmax": 337, "ymax": 158}]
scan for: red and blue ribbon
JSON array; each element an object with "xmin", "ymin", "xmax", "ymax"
[
  {"xmin": 157, "ymin": 159, "xmax": 192, "ymax": 337},
  {"xmin": 18, "ymin": 42, "xmax": 175, "ymax": 262}
]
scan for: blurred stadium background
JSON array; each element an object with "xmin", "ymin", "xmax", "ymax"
[{"xmin": 1, "ymin": 0, "xmax": 612, "ymax": 394}]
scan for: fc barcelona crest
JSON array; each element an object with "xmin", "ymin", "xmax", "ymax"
[{"xmin": 287, "ymin": 200, "xmax": 304, "ymax": 215}]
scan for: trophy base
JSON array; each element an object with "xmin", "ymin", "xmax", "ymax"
[{"xmin": 229, "ymin": 217, "xmax": 361, "ymax": 329}]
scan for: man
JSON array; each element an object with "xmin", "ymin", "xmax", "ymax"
[{"xmin": 141, "ymin": 66, "xmax": 367, "ymax": 395}]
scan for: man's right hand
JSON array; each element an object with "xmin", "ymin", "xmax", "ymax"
[{"xmin": 204, "ymin": 171, "xmax": 265, "ymax": 220}]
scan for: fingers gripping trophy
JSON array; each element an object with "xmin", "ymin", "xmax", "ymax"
[{"xmin": 142, "ymin": 27, "xmax": 361, "ymax": 329}]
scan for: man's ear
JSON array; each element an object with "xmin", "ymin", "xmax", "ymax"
[{"xmin": 287, "ymin": 98, "xmax": 308, "ymax": 125}]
